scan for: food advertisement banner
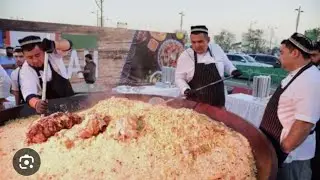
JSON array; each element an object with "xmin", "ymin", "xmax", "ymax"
[
  {"xmin": 5, "ymin": 31, "xmax": 56, "ymax": 47},
  {"xmin": 119, "ymin": 31, "xmax": 186, "ymax": 85}
]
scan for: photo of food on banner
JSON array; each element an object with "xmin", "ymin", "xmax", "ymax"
[{"xmin": 119, "ymin": 30, "xmax": 185, "ymax": 85}]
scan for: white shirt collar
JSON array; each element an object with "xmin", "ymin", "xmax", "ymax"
[{"xmin": 288, "ymin": 63, "xmax": 309, "ymax": 77}]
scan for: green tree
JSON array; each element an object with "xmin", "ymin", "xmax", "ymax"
[
  {"xmin": 242, "ymin": 28, "xmax": 267, "ymax": 53},
  {"xmin": 213, "ymin": 30, "xmax": 236, "ymax": 52},
  {"xmin": 305, "ymin": 28, "xmax": 320, "ymax": 41}
]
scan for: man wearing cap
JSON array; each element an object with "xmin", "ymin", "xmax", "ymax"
[
  {"xmin": 0, "ymin": 46, "xmax": 17, "ymax": 76},
  {"xmin": 175, "ymin": 25, "xmax": 241, "ymax": 108},
  {"xmin": 10, "ymin": 47, "xmax": 25, "ymax": 105},
  {"xmin": 19, "ymin": 35, "xmax": 74, "ymax": 114},
  {"xmin": 259, "ymin": 33, "xmax": 320, "ymax": 180},
  {"xmin": 311, "ymin": 40, "xmax": 320, "ymax": 180},
  {"xmin": 311, "ymin": 41, "xmax": 320, "ymax": 67}
]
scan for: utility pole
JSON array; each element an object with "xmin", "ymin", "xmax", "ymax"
[
  {"xmin": 268, "ymin": 26, "xmax": 277, "ymax": 49},
  {"xmin": 248, "ymin": 21, "xmax": 257, "ymax": 52},
  {"xmin": 91, "ymin": 10, "xmax": 99, "ymax": 26},
  {"xmin": 95, "ymin": 0, "xmax": 104, "ymax": 27},
  {"xmin": 91, "ymin": 10, "xmax": 100, "ymax": 26},
  {"xmin": 295, "ymin": 6, "xmax": 304, "ymax": 32},
  {"xmin": 179, "ymin": 12, "xmax": 185, "ymax": 31}
]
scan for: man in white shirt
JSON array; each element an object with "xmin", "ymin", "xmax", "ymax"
[
  {"xmin": 259, "ymin": 33, "xmax": 320, "ymax": 180},
  {"xmin": 175, "ymin": 25, "xmax": 241, "ymax": 107},
  {"xmin": 19, "ymin": 35, "xmax": 74, "ymax": 114},
  {"xmin": 10, "ymin": 47, "xmax": 25, "ymax": 105},
  {"xmin": 0, "ymin": 65, "xmax": 12, "ymax": 111}
]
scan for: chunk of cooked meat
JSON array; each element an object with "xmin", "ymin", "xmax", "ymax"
[
  {"xmin": 78, "ymin": 114, "xmax": 111, "ymax": 139},
  {"xmin": 26, "ymin": 112, "xmax": 82, "ymax": 144},
  {"xmin": 115, "ymin": 115, "xmax": 145, "ymax": 141},
  {"xmin": 64, "ymin": 138, "xmax": 75, "ymax": 149}
]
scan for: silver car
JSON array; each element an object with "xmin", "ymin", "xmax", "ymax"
[{"xmin": 226, "ymin": 54, "xmax": 273, "ymax": 68}]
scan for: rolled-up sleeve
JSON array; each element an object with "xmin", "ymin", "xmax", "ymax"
[
  {"xmin": 20, "ymin": 66, "xmax": 41, "ymax": 101},
  {"xmin": 175, "ymin": 50, "xmax": 193, "ymax": 94},
  {"xmin": 213, "ymin": 44, "xmax": 236, "ymax": 75},
  {"xmin": 294, "ymin": 79, "xmax": 320, "ymax": 125}
]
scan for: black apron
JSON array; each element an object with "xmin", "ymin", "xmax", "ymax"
[
  {"xmin": 32, "ymin": 61, "xmax": 74, "ymax": 99},
  {"xmin": 187, "ymin": 49, "xmax": 225, "ymax": 107},
  {"xmin": 17, "ymin": 68, "xmax": 25, "ymax": 105},
  {"xmin": 260, "ymin": 63, "xmax": 313, "ymax": 167}
]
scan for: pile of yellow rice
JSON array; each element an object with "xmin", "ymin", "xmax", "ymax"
[{"xmin": 0, "ymin": 97, "xmax": 257, "ymax": 180}]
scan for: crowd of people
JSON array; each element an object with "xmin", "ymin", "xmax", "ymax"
[{"xmin": 0, "ymin": 36, "xmax": 96, "ymax": 112}]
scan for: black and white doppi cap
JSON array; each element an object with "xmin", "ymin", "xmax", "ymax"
[
  {"xmin": 191, "ymin": 25, "xmax": 208, "ymax": 34},
  {"xmin": 13, "ymin": 46, "xmax": 22, "ymax": 51},
  {"xmin": 287, "ymin": 33, "xmax": 315, "ymax": 54},
  {"xmin": 18, "ymin": 35, "xmax": 42, "ymax": 46}
]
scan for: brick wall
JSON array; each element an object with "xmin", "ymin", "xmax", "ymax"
[{"xmin": 0, "ymin": 19, "xmax": 136, "ymax": 89}]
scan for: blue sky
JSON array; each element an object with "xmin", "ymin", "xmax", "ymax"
[{"xmin": 1, "ymin": 0, "xmax": 319, "ymax": 43}]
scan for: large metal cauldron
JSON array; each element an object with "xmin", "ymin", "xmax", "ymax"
[{"xmin": 0, "ymin": 93, "xmax": 277, "ymax": 180}]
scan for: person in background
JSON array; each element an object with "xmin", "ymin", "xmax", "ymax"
[
  {"xmin": 311, "ymin": 40, "xmax": 320, "ymax": 180},
  {"xmin": 175, "ymin": 25, "xmax": 241, "ymax": 108},
  {"xmin": 19, "ymin": 35, "xmax": 74, "ymax": 114},
  {"xmin": 311, "ymin": 41, "xmax": 320, "ymax": 67},
  {"xmin": 78, "ymin": 54, "xmax": 96, "ymax": 91},
  {"xmin": 10, "ymin": 46, "xmax": 25, "ymax": 105},
  {"xmin": 0, "ymin": 64, "xmax": 12, "ymax": 111},
  {"xmin": 259, "ymin": 33, "xmax": 320, "ymax": 180},
  {"xmin": 0, "ymin": 46, "xmax": 17, "ymax": 76}
]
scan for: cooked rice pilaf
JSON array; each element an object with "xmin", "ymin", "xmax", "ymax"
[{"xmin": 0, "ymin": 97, "xmax": 257, "ymax": 180}]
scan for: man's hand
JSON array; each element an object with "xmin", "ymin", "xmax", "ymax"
[
  {"xmin": 184, "ymin": 89, "xmax": 196, "ymax": 97},
  {"xmin": 35, "ymin": 100, "xmax": 48, "ymax": 114},
  {"xmin": 41, "ymin": 38, "xmax": 56, "ymax": 53},
  {"xmin": 231, "ymin": 70, "xmax": 242, "ymax": 77}
]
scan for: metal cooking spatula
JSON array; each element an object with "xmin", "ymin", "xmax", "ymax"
[
  {"xmin": 148, "ymin": 75, "xmax": 233, "ymax": 105},
  {"xmin": 194, "ymin": 75, "xmax": 234, "ymax": 91}
]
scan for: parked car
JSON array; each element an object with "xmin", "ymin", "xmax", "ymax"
[
  {"xmin": 249, "ymin": 54, "xmax": 281, "ymax": 68},
  {"xmin": 226, "ymin": 53, "xmax": 273, "ymax": 68}
]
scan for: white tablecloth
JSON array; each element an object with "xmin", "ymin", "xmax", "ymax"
[
  {"xmin": 112, "ymin": 85, "xmax": 181, "ymax": 98},
  {"xmin": 113, "ymin": 87, "xmax": 267, "ymax": 127},
  {"xmin": 226, "ymin": 93, "xmax": 268, "ymax": 128},
  {"xmin": 2, "ymin": 96, "xmax": 16, "ymax": 109}
]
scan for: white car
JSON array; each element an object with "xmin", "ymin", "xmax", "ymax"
[{"xmin": 226, "ymin": 54, "xmax": 273, "ymax": 68}]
